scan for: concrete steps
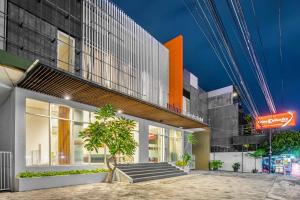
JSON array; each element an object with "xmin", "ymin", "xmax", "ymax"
[{"xmin": 116, "ymin": 162, "xmax": 187, "ymax": 183}]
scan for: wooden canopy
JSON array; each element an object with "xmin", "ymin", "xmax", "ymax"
[{"xmin": 18, "ymin": 64, "xmax": 208, "ymax": 129}]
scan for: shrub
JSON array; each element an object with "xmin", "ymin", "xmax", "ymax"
[
  {"xmin": 175, "ymin": 160, "xmax": 187, "ymax": 167},
  {"xmin": 18, "ymin": 168, "xmax": 109, "ymax": 178},
  {"xmin": 210, "ymin": 160, "xmax": 223, "ymax": 170},
  {"xmin": 232, "ymin": 162, "xmax": 240, "ymax": 172},
  {"xmin": 182, "ymin": 153, "xmax": 192, "ymax": 165}
]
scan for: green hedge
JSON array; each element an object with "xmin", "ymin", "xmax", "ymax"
[{"xmin": 18, "ymin": 168, "xmax": 109, "ymax": 178}]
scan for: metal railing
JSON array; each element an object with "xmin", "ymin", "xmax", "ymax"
[{"xmin": 0, "ymin": 151, "xmax": 12, "ymax": 191}]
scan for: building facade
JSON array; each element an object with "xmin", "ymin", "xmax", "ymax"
[{"xmin": 0, "ymin": 0, "xmax": 210, "ymax": 190}]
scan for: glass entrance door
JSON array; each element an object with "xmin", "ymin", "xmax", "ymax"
[{"xmin": 148, "ymin": 126, "xmax": 164, "ymax": 163}]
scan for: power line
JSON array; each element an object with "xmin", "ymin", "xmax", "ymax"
[
  {"xmin": 228, "ymin": 0, "xmax": 276, "ymax": 114},
  {"xmin": 278, "ymin": 0, "xmax": 284, "ymax": 109},
  {"xmin": 183, "ymin": 0, "xmax": 259, "ymax": 117}
]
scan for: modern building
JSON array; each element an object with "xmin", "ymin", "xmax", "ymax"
[{"xmin": 0, "ymin": 0, "xmax": 211, "ymax": 190}]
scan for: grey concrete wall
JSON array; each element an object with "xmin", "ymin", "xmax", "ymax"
[
  {"xmin": 208, "ymin": 93, "xmax": 232, "ymax": 109},
  {"xmin": 190, "ymin": 86, "xmax": 208, "ymax": 123},
  {"xmin": 208, "ymin": 103, "xmax": 239, "ymax": 148}
]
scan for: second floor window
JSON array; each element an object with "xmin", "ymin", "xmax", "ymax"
[{"xmin": 57, "ymin": 31, "xmax": 75, "ymax": 71}]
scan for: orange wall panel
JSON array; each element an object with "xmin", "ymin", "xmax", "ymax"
[{"xmin": 164, "ymin": 35, "xmax": 183, "ymax": 112}]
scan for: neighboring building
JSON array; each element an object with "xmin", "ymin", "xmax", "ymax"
[
  {"xmin": 0, "ymin": 0, "xmax": 210, "ymax": 191},
  {"xmin": 207, "ymin": 86, "xmax": 240, "ymax": 151},
  {"xmin": 207, "ymin": 86, "xmax": 266, "ymax": 152}
]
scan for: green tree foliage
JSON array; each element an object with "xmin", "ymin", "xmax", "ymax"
[
  {"xmin": 248, "ymin": 148, "xmax": 266, "ymax": 172},
  {"xmin": 258, "ymin": 131, "xmax": 300, "ymax": 157},
  {"xmin": 271, "ymin": 131, "xmax": 300, "ymax": 155},
  {"xmin": 187, "ymin": 133, "xmax": 198, "ymax": 145},
  {"xmin": 79, "ymin": 104, "xmax": 138, "ymax": 183},
  {"xmin": 243, "ymin": 114, "xmax": 253, "ymax": 135}
]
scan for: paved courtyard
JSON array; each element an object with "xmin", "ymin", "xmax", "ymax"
[{"xmin": 0, "ymin": 171, "xmax": 300, "ymax": 200}]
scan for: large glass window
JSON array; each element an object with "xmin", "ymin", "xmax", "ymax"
[
  {"xmin": 25, "ymin": 98, "xmax": 107, "ymax": 166},
  {"xmin": 116, "ymin": 122, "xmax": 139, "ymax": 164},
  {"xmin": 169, "ymin": 130, "xmax": 183, "ymax": 162},
  {"xmin": 26, "ymin": 99, "xmax": 50, "ymax": 166},
  {"xmin": 57, "ymin": 30, "xmax": 75, "ymax": 71},
  {"xmin": 149, "ymin": 125, "xmax": 164, "ymax": 163},
  {"xmin": 25, "ymin": 98, "xmax": 142, "ymax": 166},
  {"xmin": 72, "ymin": 109, "xmax": 90, "ymax": 164}
]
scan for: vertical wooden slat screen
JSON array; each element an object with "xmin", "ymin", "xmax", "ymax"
[{"xmin": 58, "ymin": 106, "xmax": 71, "ymax": 165}]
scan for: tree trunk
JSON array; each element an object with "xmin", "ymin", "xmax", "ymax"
[{"xmin": 106, "ymin": 155, "xmax": 117, "ymax": 183}]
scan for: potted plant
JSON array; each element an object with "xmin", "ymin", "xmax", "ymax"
[
  {"xmin": 175, "ymin": 153, "xmax": 192, "ymax": 173},
  {"xmin": 232, "ymin": 162, "xmax": 240, "ymax": 172},
  {"xmin": 209, "ymin": 160, "xmax": 223, "ymax": 171}
]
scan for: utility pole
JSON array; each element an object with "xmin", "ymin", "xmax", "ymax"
[{"xmin": 268, "ymin": 129, "xmax": 272, "ymax": 174}]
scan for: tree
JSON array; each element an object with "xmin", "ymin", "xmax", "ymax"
[
  {"xmin": 248, "ymin": 148, "xmax": 266, "ymax": 172},
  {"xmin": 79, "ymin": 104, "xmax": 138, "ymax": 183},
  {"xmin": 271, "ymin": 131, "xmax": 300, "ymax": 155}
]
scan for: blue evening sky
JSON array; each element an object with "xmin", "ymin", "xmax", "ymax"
[{"xmin": 111, "ymin": 0, "xmax": 300, "ymax": 130}]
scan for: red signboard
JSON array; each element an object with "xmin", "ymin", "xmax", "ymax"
[{"xmin": 255, "ymin": 112, "xmax": 296, "ymax": 130}]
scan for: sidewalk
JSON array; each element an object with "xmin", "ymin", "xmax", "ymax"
[{"xmin": 0, "ymin": 171, "xmax": 299, "ymax": 200}]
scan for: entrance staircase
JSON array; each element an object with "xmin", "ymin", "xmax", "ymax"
[{"xmin": 116, "ymin": 162, "xmax": 187, "ymax": 183}]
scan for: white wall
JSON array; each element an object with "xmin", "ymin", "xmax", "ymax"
[{"xmin": 210, "ymin": 152, "xmax": 262, "ymax": 173}]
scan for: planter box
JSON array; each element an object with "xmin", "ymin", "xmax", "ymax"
[{"xmin": 15, "ymin": 172, "xmax": 107, "ymax": 191}]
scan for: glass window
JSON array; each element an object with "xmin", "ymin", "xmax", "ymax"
[
  {"xmin": 51, "ymin": 106, "xmax": 71, "ymax": 165},
  {"xmin": 73, "ymin": 109, "xmax": 90, "ymax": 123},
  {"xmin": 51, "ymin": 104, "xmax": 70, "ymax": 119},
  {"xmin": 149, "ymin": 125, "xmax": 164, "ymax": 163},
  {"xmin": 90, "ymin": 112, "xmax": 96, "ymax": 123},
  {"xmin": 26, "ymin": 99, "xmax": 49, "ymax": 116},
  {"xmin": 26, "ymin": 98, "xmax": 142, "ymax": 166},
  {"xmin": 26, "ymin": 114, "xmax": 50, "ymax": 166},
  {"xmin": 90, "ymin": 147, "xmax": 106, "ymax": 164},
  {"xmin": 57, "ymin": 30, "xmax": 75, "ymax": 71},
  {"xmin": 169, "ymin": 130, "xmax": 183, "ymax": 162},
  {"xmin": 73, "ymin": 122, "xmax": 90, "ymax": 164}
]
